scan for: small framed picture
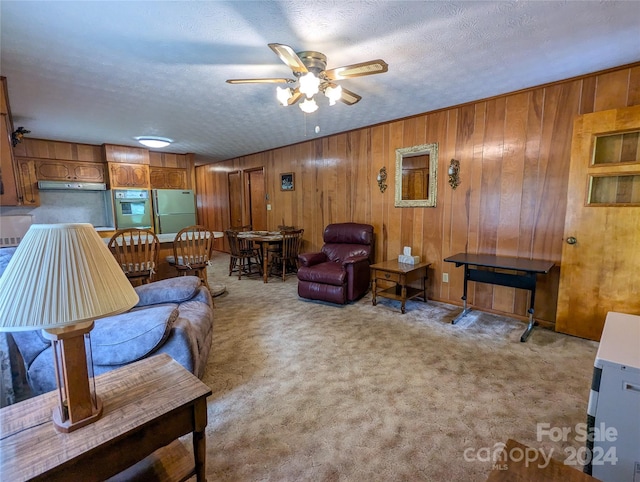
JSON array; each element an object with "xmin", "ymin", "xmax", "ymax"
[{"xmin": 280, "ymin": 173, "xmax": 294, "ymax": 191}]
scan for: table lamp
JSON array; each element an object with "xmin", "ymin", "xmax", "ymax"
[{"xmin": 0, "ymin": 223, "xmax": 138, "ymax": 432}]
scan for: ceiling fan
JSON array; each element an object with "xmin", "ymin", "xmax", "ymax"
[{"xmin": 226, "ymin": 43, "xmax": 388, "ymax": 113}]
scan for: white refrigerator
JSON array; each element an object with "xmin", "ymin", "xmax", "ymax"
[
  {"xmin": 152, "ymin": 189, "xmax": 197, "ymax": 234},
  {"xmin": 585, "ymin": 312, "xmax": 640, "ymax": 481}
]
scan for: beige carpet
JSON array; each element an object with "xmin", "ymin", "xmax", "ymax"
[{"xmin": 200, "ymin": 254, "xmax": 598, "ymax": 481}]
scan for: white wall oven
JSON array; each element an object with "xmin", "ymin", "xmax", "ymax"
[{"xmin": 113, "ymin": 190, "xmax": 152, "ymax": 229}]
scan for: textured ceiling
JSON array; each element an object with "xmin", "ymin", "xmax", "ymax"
[{"xmin": 1, "ymin": 1, "xmax": 639, "ymax": 165}]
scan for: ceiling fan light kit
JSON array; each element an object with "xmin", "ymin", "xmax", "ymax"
[{"xmin": 226, "ymin": 43, "xmax": 388, "ymax": 114}]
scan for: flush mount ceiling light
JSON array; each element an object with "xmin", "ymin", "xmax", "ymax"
[
  {"xmin": 226, "ymin": 43, "xmax": 388, "ymax": 114},
  {"xmin": 135, "ymin": 136, "xmax": 173, "ymax": 149}
]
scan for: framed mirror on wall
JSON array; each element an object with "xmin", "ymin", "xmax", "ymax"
[{"xmin": 395, "ymin": 143, "xmax": 438, "ymax": 207}]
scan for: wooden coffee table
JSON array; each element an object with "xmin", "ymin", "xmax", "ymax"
[
  {"xmin": 0, "ymin": 354, "xmax": 212, "ymax": 481},
  {"xmin": 370, "ymin": 259, "xmax": 431, "ymax": 313}
]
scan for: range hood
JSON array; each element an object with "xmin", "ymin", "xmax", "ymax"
[{"xmin": 38, "ymin": 180, "xmax": 107, "ymax": 191}]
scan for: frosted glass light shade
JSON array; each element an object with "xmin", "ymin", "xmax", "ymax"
[
  {"xmin": 276, "ymin": 86, "xmax": 293, "ymax": 106},
  {"xmin": 325, "ymin": 85, "xmax": 342, "ymax": 106},
  {"xmin": 298, "ymin": 72, "xmax": 320, "ymax": 98},
  {"xmin": 0, "ymin": 223, "xmax": 139, "ymax": 331},
  {"xmin": 136, "ymin": 137, "xmax": 172, "ymax": 148},
  {"xmin": 299, "ymin": 98, "xmax": 318, "ymax": 114}
]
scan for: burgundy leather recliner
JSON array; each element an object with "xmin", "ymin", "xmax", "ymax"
[{"xmin": 297, "ymin": 223, "xmax": 374, "ymax": 304}]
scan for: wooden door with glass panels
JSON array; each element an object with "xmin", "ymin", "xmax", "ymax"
[{"xmin": 556, "ymin": 105, "xmax": 640, "ymax": 341}]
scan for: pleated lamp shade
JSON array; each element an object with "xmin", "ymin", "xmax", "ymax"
[{"xmin": 0, "ymin": 223, "xmax": 139, "ymax": 331}]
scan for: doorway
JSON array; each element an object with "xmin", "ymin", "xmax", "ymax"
[
  {"xmin": 555, "ymin": 105, "xmax": 640, "ymax": 340},
  {"xmin": 227, "ymin": 167, "xmax": 267, "ymax": 231},
  {"xmin": 246, "ymin": 168, "xmax": 267, "ymax": 231},
  {"xmin": 228, "ymin": 170, "xmax": 243, "ymax": 228}
]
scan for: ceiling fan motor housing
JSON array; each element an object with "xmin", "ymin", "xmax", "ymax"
[{"xmin": 296, "ymin": 51, "xmax": 327, "ymax": 76}]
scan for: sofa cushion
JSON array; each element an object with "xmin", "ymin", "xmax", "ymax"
[
  {"xmin": 91, "ymin": 304, "xmax": 178, "ymax": 365},
  {"xmin": 134, "ymin": 276, "xmax": 201, "ymax": 307}
]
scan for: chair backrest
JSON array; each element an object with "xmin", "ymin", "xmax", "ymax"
[
  {"xmin": 225, "ymin": 230, "xmax": 244, "ymax": 257},
  {"xmin": 277, "ymin": 225, "xmax": 296, "ymax": 231},
  {"xmin": 230, "ymin": 224, "xmax": 252, "ymax": 232},
  {"xmin": 321, "ymin": 223, "xmax": 374, "ymax": 264},
  {"xmin": 108, "ymin": 228, "xmax": 159, "ymax": 280},
  {"xmin": 280, "ymin": 229, "xmax": 304, "ymax": 259},
  {"xmin": 172, "ymin": 225, "xmax": 213, "ymax": 268}
]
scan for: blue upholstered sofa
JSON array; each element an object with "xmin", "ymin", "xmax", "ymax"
[{"xmin": 1, "ymin": 249, "xmax": 213, "ymax": 397}]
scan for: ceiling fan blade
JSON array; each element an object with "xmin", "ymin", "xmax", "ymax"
[
  {"xmin": 288, "ymin": 88, "xmax": 303, "ymax": 105},
  {"xmin": 226, "ymin": 78, "xmax": 295, "ymax": 84},
  {"xmin": 324, "ymin": 60, "xmax": 388, "ymax": 80},
  {"xmin": 339, "ymin": 87, "xmax": 362, "ymax": 105},
  {"xmin": 268, "ymin": 43, "xmax": 308, "ymax": 75}
]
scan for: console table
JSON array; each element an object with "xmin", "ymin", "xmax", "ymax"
[
  {"xmin": 444, "ymin": 253, "xmax": 554, "ymax": 342},
  {"xmin": 0, "ymin": 354, "xmax": 212, "ymax": 481},
  {"xmin": 370, "ymin": 260, "xmax": 431, "ymax": 314}
]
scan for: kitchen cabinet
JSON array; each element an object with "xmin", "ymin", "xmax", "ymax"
[
  {"xmin": 35, "ymin": 159, "xmax": 105, "ymax": 183},
  {"xmin": 109, "ymin": 162, "xmax": 150, "ymax": 189},
  {"xmin": 16, "ymin": 159, "xmax": 39, "ymax": 206},
  {"xmin": 0, "ymin": 77, "xmax": 20, "ymax": 206},
  {"xmin": 150, "ymin": 167, "xmax": 187, "ymax": 189}
]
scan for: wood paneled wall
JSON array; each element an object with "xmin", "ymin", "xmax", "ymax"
[{"xmin": 197, "ymin": 64, "xmax": 638, "ymax": 325}]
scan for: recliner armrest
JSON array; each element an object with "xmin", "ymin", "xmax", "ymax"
[
  {"xmin": 298, "ymin": 252, "xmax": 327, "ymax": 267},
  {"xmin": 342, "ymin": 255, "xmax": 370, "ymax": 266}
]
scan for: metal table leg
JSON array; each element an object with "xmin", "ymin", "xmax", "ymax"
[{"xmin": 452, "ymin": 264, "xmax": 472, "ymax": 324}]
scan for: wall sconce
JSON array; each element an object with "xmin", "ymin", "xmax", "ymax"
[
  {"xmin": 377, "ymin": 167, "xmax": 387, "ymax": 193},
  {"xmin": 448, "ymin": 159, "xmax": 460, "ymax": 189},
  {"xmin": 11, "ymin": 126, "xmax": 30, "ymax": 147}
]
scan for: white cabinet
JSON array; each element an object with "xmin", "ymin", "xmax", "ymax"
[{"xmin": 586, "ymin": 312, "xmax": 640, "ymax": 481}]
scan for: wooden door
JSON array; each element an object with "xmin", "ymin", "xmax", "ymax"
[
  {"xmin": 556, "ymin": 105, "xmax": 640, "ymax": 340},
  {"xmin": 0, "ymin": 114, "xmax": 19, "ymax": 205},
  {"xmin": 0, "ymin": 77, "xmax": 19, "ymax": 206},
  {"xmin": 246, "ymin": 168, "xmax": 266, "ymax": 231},
  {"xmin": 17, "ymin": 159, "xmax": 39, "ymax": 206},
  {"xmin": 228, "ymin": 170, "xmax": 243, "ymax": 228}
]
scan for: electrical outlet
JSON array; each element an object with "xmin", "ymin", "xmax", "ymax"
[
  {"xmin": 266, "ymin": 204, "xmax": 272, "ymax": 211},
  {"xmin": 442, "ymin": 272, "xmax": 449, "ymax": 283}
]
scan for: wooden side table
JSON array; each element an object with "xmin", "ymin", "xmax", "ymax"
[
  {"xmin": 370, "ymin": 260, "xmax": 431, "ymax": 313},
  {"xmin": 0, "ymin": 354, "xmax": 212, "ymax": 481},
  {"xmin": 486, "ymin": 439, "xmax": 601, "ymax": 481}
]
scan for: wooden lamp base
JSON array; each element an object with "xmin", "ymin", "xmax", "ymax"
[{"xmin": 43, "ymin": 320, "xmax": 103, "ymax": 433}]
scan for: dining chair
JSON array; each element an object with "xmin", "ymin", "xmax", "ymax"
[
  {"xmin": 268, "ymin": 225, "xmax": 296, "ymax": 256},
  {"xmin": 108, "ymin": 228, "xmax": 159, "ymax": 286},
  {"xmin": 269, "ymin": 229, "xmax": 304, "ymax": 282},
  {"xmin": 230, "ymin": 224, "xmax": 255, "ymax": 252},
  {"xmin": 225, "ymin": 230, "xmax": 262, "ymax": 280},
  {"xmin": 166, "ymin": 225, "xmax": 213, "ymax": 290}
]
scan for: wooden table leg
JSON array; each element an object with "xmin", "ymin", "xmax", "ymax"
[
  {"xmin": 372, "ymin": 276, "xmax": 377, "ymax": 305},
  {"xmin": 193, "ymin": 398, "xmax": 208, "ymax": 481},
  {"xmin": 422, "ymin": 272, "xmax": 428, "ymax": 302},
  {"xmin": 262, "ymin": 242, "xmax": 269, "ymax": 283}
]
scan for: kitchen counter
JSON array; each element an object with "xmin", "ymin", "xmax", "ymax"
[
  {"xmin": 104, "ymin": 231, "xmax": 224, "ymax": 283},
  {"xmin": 156, "ymin": 232, "xmax": 223, "ymax": 243},
  {"xmin": 102, "ymin": 231, "xmax": 223, "ymax": 244}
]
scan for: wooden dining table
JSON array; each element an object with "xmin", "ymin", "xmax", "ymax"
[{"xmin": 237, "ymin": 231, "xmax": 283, "ymax": 283}]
